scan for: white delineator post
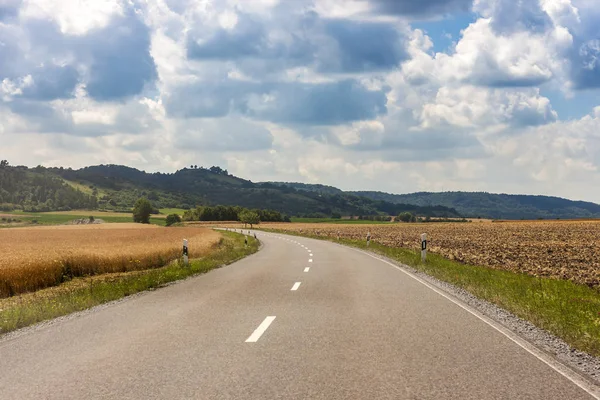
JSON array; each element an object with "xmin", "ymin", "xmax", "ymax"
[
  {"xmin": 183, "ymin": 239, "xmax": 189, "ymax": 266},
  {"xmin": 421, "ymin": 233, "xmax": 427, "ymax": 263}
]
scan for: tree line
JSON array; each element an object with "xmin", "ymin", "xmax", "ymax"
[{"xmin": 182, "ymin": 205, "xmax": 290, "ymax": 223}]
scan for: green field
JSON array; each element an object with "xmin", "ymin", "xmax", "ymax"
[
  {"xmin": 1, "ymin": 211, "xmax": 165, "ymax": 226},
  {"xmin": 159, "ymin": 208, "xmax": 187, "ymax": 216},
  {"xmin": 290, "ymin": 217, "xmax": 393, "ymax": 224}
]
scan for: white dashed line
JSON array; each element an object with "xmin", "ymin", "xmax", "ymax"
[
  {"xmin": 309, "ymin": 259, "xmax": 313, "ymax": 263},
  {"xmin": 304, "ymin": 267, "xmax": 310, "ymax": 272},
  {"xmin": 291, "ymin": 282, "xmax": 302, "ymax": 291},
  {"xmin": 309, "ymin": 253, "xmax": 313, "ymax": 257},
  {"xmin": 245, "ymin": 316, "xmax": 276, "ymax": 343}
]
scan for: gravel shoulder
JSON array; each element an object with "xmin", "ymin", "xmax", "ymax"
[{"xmin": 352, "ymin": 244, "xmax": 600, "ymax": 385}]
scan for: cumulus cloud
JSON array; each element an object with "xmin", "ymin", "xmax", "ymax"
[
  {"xmin": 20, "ymin": 65, "xmax": 79, "ymax": 100},
  {"xmin": 80, "ymin": 12, "xmax": 158, "ymax": 101},
  {"xmin": 251, "ymin": 79, "xmax": 388, "ymax": 125},
  {"xmin": 165, "ymin": 78, "xmax": 388, "ymax": 125},
  {"xmin": 2, "ymin": 0, "xmax": 600, "ymax": 203},
  {"xmin": 419, "ymin": 86, "xmax": 557, "ymax": 129},
  {"xmin": 320, "ymin": 19, "xmax": 408, "ymax": 73},
  {"xmin": 476, "ymin": 0, "xmax": 553, "ymax": 34},
  {"xmin": 0, "ymin": 0, "xmax": 21, "ymax": 21},
  {"xmin": 174, "ymin": 116, "xmax": 274, "ymax": 152},
  {"xmin": 314, "ymin": 0, "xmax": 474, "ymax": 18}
]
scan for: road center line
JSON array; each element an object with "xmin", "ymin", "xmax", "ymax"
[
  {"xmin": 245, "ymin": 316, "xmax": 276, "ymax": 343},
  {"xmin": 304, "ymin": 267, "xmax": 310, "ymax": 272},
  {"xmin": 309, "ymin": 259, "xmax": 313, "ymax": 263},
  {"xmin": 291, "ymin": 282, "xmax": 301, "ymax": 291},
  {"xmin": 309, "ymin": 253, "xmax": 313, "ymax": 257}
]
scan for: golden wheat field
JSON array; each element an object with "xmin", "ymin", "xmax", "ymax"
[
  {"xmin": 251, "ymin": 221, "xmax": 600, "ymax": 288},
  {"xmin": 0, "ymin": 224, "xmax": 220, "ymax": 297}
]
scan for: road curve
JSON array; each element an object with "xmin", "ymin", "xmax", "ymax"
[{"xmin": 0, "ymin": 230, "xmax": 598, "ymax": 399}]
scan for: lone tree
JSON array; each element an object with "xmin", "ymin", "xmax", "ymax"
[
  {"xmin": 239, "ymin": 210, "xmax": 260, "ymax": 228},
  {"xmin": 397, "ymin": 212, "xmax": 416, "ymax": 223},
  {"xmin": 165, "ymin": 213, "xmax": 182, "ymax": 226},
  {"xmin": 133, "ymin": 198, "xmax": 153, "ymax": 224}
]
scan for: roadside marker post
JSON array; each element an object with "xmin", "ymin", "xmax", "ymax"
[
  {"xmin": 366, "ymin": 231, "xmax": 371, "ymax": 247},
  {"xmin": 183, "ymin": 239, "xmax": 189, "ymax": 266},
  {"xmin": 421, "ymin": 233, "xmax": 427, "ymax": 263}
]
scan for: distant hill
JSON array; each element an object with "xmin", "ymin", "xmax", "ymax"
[
  {"xmin": 4, "ymin": 159, "xmax": 593, "ymax": 219},
  {"xmin": 0, "ymin": 161, "xmax": 459, "ymax": 218},
  {"xmin": 350, "ymin": 191, "xmax": 600, "ymax": 220}
]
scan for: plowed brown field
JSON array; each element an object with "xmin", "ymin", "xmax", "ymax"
[
  {"xmin": 256, "ymin": 221, "xmax": 600, "ymax": 288},
  {"xmin": 0, "ymin": 224, "xmax": 220, "ymax": 297}
]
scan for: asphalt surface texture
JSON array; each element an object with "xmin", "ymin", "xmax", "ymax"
[{"xmin": 1, "ymin": 230, "xmax": 599, "ymax": 399}]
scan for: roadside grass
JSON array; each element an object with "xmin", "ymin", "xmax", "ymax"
[
  {"xmin": 290, "ymin": 218, "xmax": 393, "ymax": 224},
  {"xmin": 262, "ymin": 228, "xmax": 600, "ymax": 357},
  {"xmin": 0, "ymin": 232, "xmax": 258, "ymax": 334}
]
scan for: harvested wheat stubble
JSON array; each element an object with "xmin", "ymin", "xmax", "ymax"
[
  {"xmin": 0, "ymin": 224, "xmax": 220, "ymax": 297},
  {"xmin": 254, "ymin": 221, "xmax": 600, "ymax": 288}
]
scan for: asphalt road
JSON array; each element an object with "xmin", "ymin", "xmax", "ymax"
[{"xmin": 1, "ymin": 230, "xmax": 599, "ymax": 399}]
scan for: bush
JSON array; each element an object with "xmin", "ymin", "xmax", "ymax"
[{"xmin": 165, "ymin": 213, "xmax": 182, "ymax": 226}]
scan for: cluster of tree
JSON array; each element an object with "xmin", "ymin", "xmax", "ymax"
[
  {"xmin": 397, "ymin": 212, "xmax": 417, "ymax": 223},
  {"xmin": 182, "ymin": 205, "xmax": 290, "ymax": 223},
  {"xmin": 0, "ymin": 161, "xmax": 98, "ymax": 212},
  {"xmin": 396, "ymin": 212, "xmax": 470, "ymax": 223},
  {"xmin": 187, "ymin": 165, "xmax": 230, "ymax": 175},
  {"xmin": 356, "ymin": 215, "xmax": 393, "ymax": 221}
]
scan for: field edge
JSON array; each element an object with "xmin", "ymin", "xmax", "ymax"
[{"xmin": 0, "ymin": 231, "xmax": 259, "ymax": 335}]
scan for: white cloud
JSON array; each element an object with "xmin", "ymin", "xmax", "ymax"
[
  {"xmin": 2, "ymin": 0, "xmax": 600, "ymax": 204},
  {"xmin": 1, "ymin": 74, "xmax": 32, "ymax": 100},
  {"xmin": 21, "ymin": 0, "xmax": 123, "ymax": 35}
]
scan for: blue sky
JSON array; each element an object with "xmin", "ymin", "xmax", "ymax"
[{"xmin": 1, "ymin": 0, "xmax": 600, "ymax": 202}]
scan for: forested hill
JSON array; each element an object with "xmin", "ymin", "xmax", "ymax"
[
  {"xmin": 0, "ymin": 161, "xmax": 459, "ymax": 217},
  {"xmin": 350, "ymin": 191, "xmax": 600, "ymax": 220},
  {"xmin": 0, "ymin": 163, "xmax": 98, "ymax": 211},
  {"xmin": 4, "ymin": 160, "xmax": 594, "ymax": 219}
]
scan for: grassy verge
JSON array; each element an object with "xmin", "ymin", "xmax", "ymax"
[
  {"xmin": 0, "ymin": 232, "xmax": 258, "ymax": 334},
  {"xmin": 261, "ymin": 228, "xmax": 600, "ymax": 357}
]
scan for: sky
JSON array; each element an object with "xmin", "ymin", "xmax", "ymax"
[{"xmin": 1, "ymin": 0, "xmax": 600, "ymax": 202}]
